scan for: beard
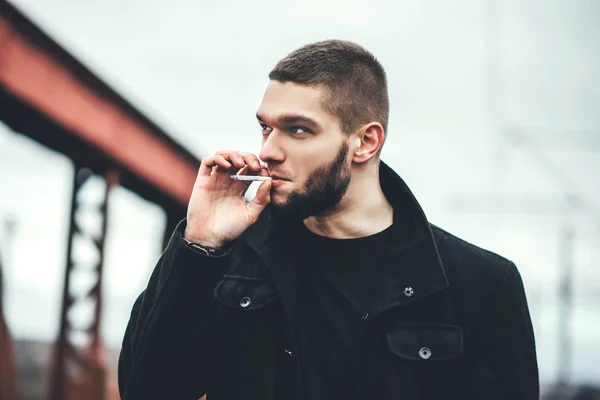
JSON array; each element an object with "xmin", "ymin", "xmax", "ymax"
[{"xmin": 269, "ymin": 142, "xmax": 351, "ymax": 222}]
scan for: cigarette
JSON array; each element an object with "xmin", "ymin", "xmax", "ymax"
[{"xmin": 230, "ymin": 175, "xmax": 272, "ymax": 181}]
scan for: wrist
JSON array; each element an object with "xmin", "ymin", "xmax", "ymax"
[
  {"xmin": 184, "ymin": 239, "xmax": 229, "ymax": 257},
  {"xmin": 183, "ymin": 228, "xmax": 225, "ymax": 249},
  {"xmin": 184, "ymin": 238, "xmax": 230, "ymax": 257}
]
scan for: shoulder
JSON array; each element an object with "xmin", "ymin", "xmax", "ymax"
[
  {"xmin": 428, "ymin": 225, "xmax": 532, "ymax": 338},
  {"xmin": 429, "ymin": 224, "xmax": 521, "ymax": 292}
]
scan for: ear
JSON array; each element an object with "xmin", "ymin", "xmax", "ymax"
[{"xmin": 351, "ymin": 122, "xmax": 385, "ymax": 164}]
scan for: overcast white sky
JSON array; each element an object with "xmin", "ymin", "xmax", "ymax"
[{"xmin": 1, "ymin": 0, "xmax": 599, "ymax": 385}]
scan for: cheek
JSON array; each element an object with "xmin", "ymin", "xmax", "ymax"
[{"xmin": 292, "ymin": 143, "xmax": 336, "ymax": 177}]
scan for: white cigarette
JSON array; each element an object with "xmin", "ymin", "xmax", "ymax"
[{"xmin": 230, "ymin": 175, "xmax": 272, "ymax": 181}]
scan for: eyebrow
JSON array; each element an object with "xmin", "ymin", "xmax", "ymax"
[{"xmin": 256, "ymin": 113, "xmax": 320, "ymax": 129}]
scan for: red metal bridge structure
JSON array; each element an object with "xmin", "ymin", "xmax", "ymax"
[{"xmin": 0, "ymin": 1, "xmax": 201, "ymax": 398}]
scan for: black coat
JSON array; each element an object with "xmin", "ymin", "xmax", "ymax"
[{"xmin": 118, "ymin": 162, "xmax": 539, "ymax": 400}]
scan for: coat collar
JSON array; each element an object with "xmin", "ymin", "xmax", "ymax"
[
  {"xmin": 240, "ymin": 161, "xmax": 448, "ymax": 310},
  {"xmin": 376, "ymin": 161, "xmax": 449, "ymax": 309}
]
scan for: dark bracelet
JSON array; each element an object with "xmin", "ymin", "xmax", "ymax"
[{"xmin": 184, "ymin": 239, "xmax": 230, "ymax": 257}]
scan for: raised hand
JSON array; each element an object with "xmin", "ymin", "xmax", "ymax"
[{"xmin": 184, "ymin": 151, "xmax": 272, "ymax": 248}]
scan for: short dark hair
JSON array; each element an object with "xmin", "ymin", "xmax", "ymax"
[{"xmin": 269, "ymin": 40, "xmax": 389, "ymax": 138}]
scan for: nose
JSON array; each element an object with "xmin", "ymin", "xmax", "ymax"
[{"xmin": 259, "ymin": 131, "xmax": 285, "ymax": 164}]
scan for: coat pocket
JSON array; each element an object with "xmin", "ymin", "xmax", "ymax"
[
  {"xmin": 386, "ymin": 324, "xmax": 464, "ymax": 363},
  {"xmin": 214, "ymin": 275, "xmax": 280, "ymax": 312},
  {"xmin": 385, "ymin": 324, "xmax": 466, "ymax": 399}
]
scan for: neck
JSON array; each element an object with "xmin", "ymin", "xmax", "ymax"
[{"xmin": 303, "ymin": 163, "xmax": 393, "ymax": 239}]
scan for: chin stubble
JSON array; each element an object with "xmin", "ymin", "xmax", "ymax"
[{"xmin": 269, "ymin": 143, "xmax": 351, "ymax": 221}]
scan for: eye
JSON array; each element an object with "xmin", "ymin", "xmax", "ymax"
[
  {"xmin": 260, "ymin": 124, "xmax": 273, "ymax": 134},
  {"xmin": 288, "ymin": 126, "xmax": 309, "ymax": 135}
]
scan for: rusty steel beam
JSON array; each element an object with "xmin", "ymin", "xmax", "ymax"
[
  {"xmin": 49, "ymin": 166, "xmax": 118, "ymax": 400},
  {"xmin": 0, "ymin": 3, "xmax": 201, "ymax": 399},
  {"xmin": 0, "ymin": 312, "xmax": 19, "ymax": 400},
  {"xmin": 0, "ymin": 1, "xmax": 200, "ymax": 208},
  {"xmin": 0, "ymin": 249, "xmax": 19, "ymax": 400}
]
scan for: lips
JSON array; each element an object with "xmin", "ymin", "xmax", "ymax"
[
  {"xmin": 268, "ymin": 175, "xmax": 288, "ymax": 188},
  {"xmin": 268, "ymin": 174, "xmax": 288, "ymax": 181}
]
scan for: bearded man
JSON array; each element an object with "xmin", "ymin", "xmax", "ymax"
[{"xmin": 118, "ymin": 40, "xmax": 539, "ymax": 400}]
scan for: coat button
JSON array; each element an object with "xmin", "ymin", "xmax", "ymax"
[
  {"xmin": 419, "ymin": 347, "xmax": 432, "ymax": 360},
  {"xmin": 240, "ymin": 297, "xmax": 251, "ymax": 308},
  {"xmin": 404, "ymin": 287, "xmax": 414, "ymax": 297}
]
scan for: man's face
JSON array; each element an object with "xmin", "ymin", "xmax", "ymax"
[{"xmin": 256, "ymin": 81, "xmax": 352, "ymax": 220}]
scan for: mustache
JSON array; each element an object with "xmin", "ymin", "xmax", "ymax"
[{"xmin": 266, "ymin": 171, "xmax": 291, "ymax": 181}]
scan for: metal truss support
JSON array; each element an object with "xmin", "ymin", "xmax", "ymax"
[
  {"xmin": 49, "ymin": 165, "xmax": 119, "ymax": 400},
  {"xmin": 0, "ymin": 248, "xmax": 19, "ymax": 400}
]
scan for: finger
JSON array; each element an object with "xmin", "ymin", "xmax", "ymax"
[
  {"xmin": 216, "ymin": 151, "xmax": 262, "ymax": 172},
  {"xmin": 258, "ymin": 166, "xmax": 270, "ymax": 177},
  {"xmin": 238, "ymin": 153, "xmax": 262, "ymax": 172},
  {"xmin": 215, "ymin": 151, "xmax": 246, "ymax": 170},
  {"xmin": 199, "ymin": 155, "xmax": 232, "ymax": 176},
  {"xmin": 246, "ymin": 180, "xmax": 271, "ymax": 221},
  {"xmin": 255, "ymin": 180, "xmax": 272, "ymax": 205}
]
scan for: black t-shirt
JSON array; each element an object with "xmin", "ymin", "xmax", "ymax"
[{"xmin": 293, "ymin": 221, "xmax": 393, "ymax": 400}]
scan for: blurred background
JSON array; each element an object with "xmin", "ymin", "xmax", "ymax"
[{"xmin": 0, "ymin": 0, "xmax": 598, "ymax": 398}]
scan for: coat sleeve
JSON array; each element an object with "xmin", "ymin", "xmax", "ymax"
[
  {"xmin": 473, "ymin": 261, "xmax": 539, "ymax": 399},
  {"xmin": 118, "ymin": 219, "xmax": 227, "ymax": 400}
]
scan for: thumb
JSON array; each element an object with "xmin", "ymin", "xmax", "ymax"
[{"xmin": 246, "ymin": 180, "xmax": 271, "ymax": 221}]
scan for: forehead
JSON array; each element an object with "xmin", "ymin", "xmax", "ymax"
[{"xmin": 257, "ymin": 81, "xmax": 335, "ymax": 123}]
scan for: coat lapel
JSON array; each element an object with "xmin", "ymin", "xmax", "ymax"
[{"xmin": 374, "ymin": 162, "xmax": 449, "ymax": 313}]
